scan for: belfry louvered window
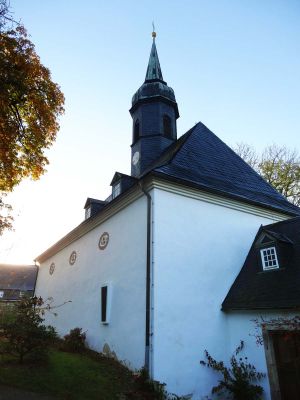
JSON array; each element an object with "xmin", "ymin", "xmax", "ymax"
[
  {"xmin": 163, "ymin": 115, "xmax": 172, "ymax": 139},
  {"xmin": 133, "ymin": 120, "xmax": 140, "ymax": 143}
]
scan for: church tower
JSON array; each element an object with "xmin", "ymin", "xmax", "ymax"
[{"xmin": 130, "ymin": 29, "xmax": 179, "ymax": 177}]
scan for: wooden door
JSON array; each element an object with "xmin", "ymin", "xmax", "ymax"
[{"xmin": 272, "ymin": 331, "xmax": 300, "ymax": 400}]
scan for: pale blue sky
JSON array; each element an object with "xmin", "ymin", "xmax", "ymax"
[{"xmin": 1, "ymin": 0, "xmax": 300, "ymax": 264}]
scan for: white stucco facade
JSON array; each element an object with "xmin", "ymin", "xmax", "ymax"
[
  {"xmin": 150, "ymin": 185, "xmax": 289, "ymax": 399},
  {"xmin": 36, "ymin": 195, "xmax": 148, "ymax": 370},
  {"xmin": 36, "ymin": 180, "xmax": 293, "ymax": 399}
]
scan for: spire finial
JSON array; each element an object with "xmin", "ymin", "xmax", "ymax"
[
  {"xmin": 152, "ymin": 21, "xmax": 156, "ymax": 39},
  {"xmin": 145, "ymin": 22, "xmax": 163, "ymax": 82}
]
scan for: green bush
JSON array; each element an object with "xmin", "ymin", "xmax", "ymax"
[
  {"xmin": 200, "ymin": 341, "xmax": 265, "ymax": 400},
  {"xmin": 62, "ymin": 327, "xmax": 86, "ymax": 353},
  {"xmin": 0, "ymin": 296, "xmax": 57, "ymax": 364}
]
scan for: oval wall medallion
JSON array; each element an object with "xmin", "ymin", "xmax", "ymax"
[
  {"xmin": 69, "ymin": 251, "xmax": 77, "ymax": 265},
  {"xmin": 99, "ymin": 232, "xmax": 109, "ymax": 250},
  {"xmin": 49, "ymin": 262, "xmax": 55, "ymax": 275}
]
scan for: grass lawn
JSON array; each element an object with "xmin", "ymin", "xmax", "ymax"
[{"xmin": 0, "ymin": 349, "xmax": 155, "ymax": 400}]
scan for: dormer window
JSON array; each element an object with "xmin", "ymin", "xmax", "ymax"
[
  {"xmin": 260, "ymin": 247, "xmax": 279, "ymax": 270},
  {"xmin": 112, "ymin": 182, "xmax": 121, "ymax": 199},
  {"xmin": 84, "ymin": 198, "xmax": 106, "ymax": 220},
  {"xmin": 85, "ymin": 207, "xmax": 91, "ymax": 220}
]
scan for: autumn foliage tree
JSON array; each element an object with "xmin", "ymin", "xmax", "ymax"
[
  {"xmin": 0, "ymin": 0, "xmax": 64, "ymax": 234},
  {"xmin": 234, "ymin": 143, "xmax": 300, "ymax": 207}
]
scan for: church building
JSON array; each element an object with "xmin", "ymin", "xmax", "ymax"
[{"xmin": 35, "ymin": 30, "xmax": 300, "ymax": 399}]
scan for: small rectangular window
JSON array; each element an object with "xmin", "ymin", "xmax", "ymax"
[
  {"xmin": 101, "ymin": 286, "xmax": 107, "ymax": 323},
  {"xmin": 101, "ymin": 284, "xmax": 111, "ymax": 324},
  {"xmin": 260, "ymin": 247, "xmax": 279, "ymax": 270},
  {"xmin": 0, "ymin": 290, "xmax": 4, "ymax": 298}
]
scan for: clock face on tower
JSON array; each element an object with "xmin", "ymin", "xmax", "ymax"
[{"xmin": 132, "ymin": 151, "xmax": 140, "ymax": 166}]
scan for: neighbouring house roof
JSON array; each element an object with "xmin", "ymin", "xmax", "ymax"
[
  {"xmin": 144, "ymin": 122, "xmax": 300, "ymax": 217},
  {"xmin": 222, "ymin": 216, "xmax": 300, "ymax": 310},
  {"xmin": 0, "ymin": 264, "xmax": 38, "ymax": 300}
]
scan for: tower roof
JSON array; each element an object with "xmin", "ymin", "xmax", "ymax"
[
  {"xmin": 130, "ymin": 32, "xmax": 179, "ymax": 117},
  {"xmin": 145, "ymin": 37, "xmax": 164, "ymax": 83}
]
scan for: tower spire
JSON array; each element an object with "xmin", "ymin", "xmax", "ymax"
[
  {"xmin": 130, "ymin": 28, "xmax": 179, "ymax": 177},
  {"xmin": 145, "ymin": 24, "xmax": 164, "ymax": 82}
]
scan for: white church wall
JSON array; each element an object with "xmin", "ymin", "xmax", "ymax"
[
  {"xmin": 35, "ymin": 195, "xmax": 148, "ymax": 369},
  {"xmin": 151, "ymin": 187, "xmax": 288, "ymax": 399}
]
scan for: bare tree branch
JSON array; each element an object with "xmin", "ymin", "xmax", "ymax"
[{"xmin": 234, "ymin": 142, "xmax": 300, "ymax": 206}]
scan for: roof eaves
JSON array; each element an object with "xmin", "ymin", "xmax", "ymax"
[
  {"xmin": 262, "ymin": 215, "xmax": 300, "ymax": 230},
  {"xmin": 222, "ymin": 304, "xmax": 300, "ymax": 312},
  {"xmin": 149, "ymin": 170, "xmax": 299, "ymax": 217}
]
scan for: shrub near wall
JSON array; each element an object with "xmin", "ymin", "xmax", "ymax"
[
  {"xmin": 0, "ymin": 296, "xmax": 57, "ymax": 364},
  {"xmin": 200, "ymin": 341, "xmax": 265, "ymax": 400},
  {"xmin": 61, "ymin": 328, "xmax": 87, "ymax": 353}
]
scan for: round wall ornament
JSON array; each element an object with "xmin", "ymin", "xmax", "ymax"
[
  {"xmin": 99, "ymin": 232, "xmax": 109, "ymax": 250},
  {"xmin": 69, "ymin": 251, "xmax": 77, "ymax": 265},
  {"xmin": 49, "ymin": 262, "xmax": 55, "ymax": 275}
]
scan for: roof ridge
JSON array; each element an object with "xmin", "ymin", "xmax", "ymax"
[{"xmin": 162, "ymin": 124, "xmax": 199, "ymax": 166}]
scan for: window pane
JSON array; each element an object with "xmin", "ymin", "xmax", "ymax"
[
  {"xmin": 101, "ymin": 286, "xmax": 108, "ymax": 322},
  {"xmin": 260, "ymin": 247, "xmax": 279, "ymax": 270}
]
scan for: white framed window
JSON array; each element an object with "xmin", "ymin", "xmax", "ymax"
[{"xmin": 260, "ymin": 247, "xmax": 279, "ymax": 270}]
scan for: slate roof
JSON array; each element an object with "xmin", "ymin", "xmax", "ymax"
[
  {"xmin": 222, "ymin": 217, "xmax": 300, "ymax": 310},
  {"xmin": 0, "ymin": 264, "xmax": 38, "ymax": 301},
  {"xmin": 143, "ymin": 122, "xmax": 300, "ymax": 216}
]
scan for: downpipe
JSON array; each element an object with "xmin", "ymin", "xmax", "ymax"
[{"xmin": 139, "ymin": 182, "xmax": 152, "ymax": 375}]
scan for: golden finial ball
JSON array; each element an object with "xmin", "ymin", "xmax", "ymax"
[{"xmin": 152, "ymin": 31, "xmax": 156, "ymax": 38}]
